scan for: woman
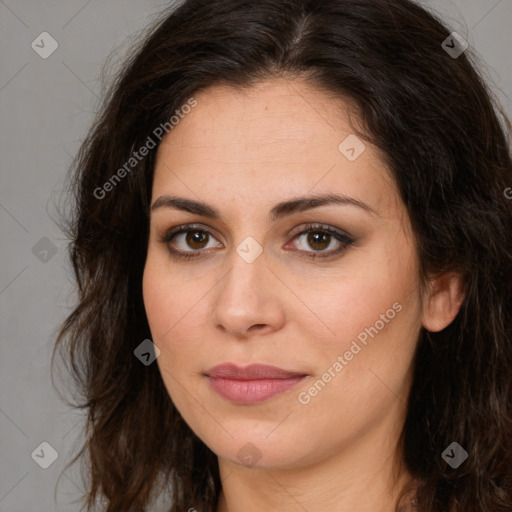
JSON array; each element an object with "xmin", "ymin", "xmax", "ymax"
[{"xmin": 53, "ymin": 0, "xmax": 512, "ymax": 511}]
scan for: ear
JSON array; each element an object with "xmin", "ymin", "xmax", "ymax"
[{"xmin": 421, "ymin": 272, "xmax": 466, "ymax": 332}]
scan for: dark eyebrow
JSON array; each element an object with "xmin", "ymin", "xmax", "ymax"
[{"xmin": 150, "ymin": 193, "xmax": 377, "ymax": 221}]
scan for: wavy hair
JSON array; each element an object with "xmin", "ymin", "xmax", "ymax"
[{"xmin": 52, "ymin": 0, "xmax": 512, "ymax": 511}]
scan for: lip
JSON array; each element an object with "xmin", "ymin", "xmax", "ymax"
[{"xmin": 205, "ymin": 363, "xmax": 308, "ymax": 404}]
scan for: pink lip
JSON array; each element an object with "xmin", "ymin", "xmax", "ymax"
[{"xmin": 205, "ymin": 363, "xmax": 308, "ymax": 404}]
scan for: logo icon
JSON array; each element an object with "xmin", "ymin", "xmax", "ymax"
[
  {"xmin": 441, "ymin": 32, "xmax": 468, "ymax": 59},
  {"xmin": 236, "ymin": 442, "xmax": 263, "ymax": 467},
  {"xmin": 32, "ymin": 237, "xmax": 58, "ymax": 263},
  {"xmin": 236, "ymin": 237, "xmax": 263, "ymax": 264},
  {"xmin": 134, "ymin": 339, "xmax": 161, "ymax": 365},
  {"xmin": 31, "ymin": 441, "xmax": 58, "ymax": 469},
  {"xmin": 441, "ymin": 442, "xmax": 468, "ymax": 469},
  {"xmin": 338, "ymin": 134, "xmax": 366, "ymax": 161},
  {"xmin": 31, "ymin": 32, "xmax": 59, "ymax": 59}
]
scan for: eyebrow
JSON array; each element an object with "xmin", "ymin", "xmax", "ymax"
[{"xmin": 150, "ymin": 193, "xmax": 377, "ymax": 221}]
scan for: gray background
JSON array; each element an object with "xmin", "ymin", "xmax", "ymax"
[{"xmin": 1, "ymin": 1, "xmax": 511, "ymax": 511}]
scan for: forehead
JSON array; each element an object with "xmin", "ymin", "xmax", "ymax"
[
  {"xmin": 152, "ymin": 78, "xmax": 401, "ymax": 219},
  {"xmin": 161, "ymin": 78, "xmax": 356, "ymax": 152}
]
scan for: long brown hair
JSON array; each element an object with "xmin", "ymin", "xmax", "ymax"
[{"xmin": 52, "ymin": 0, "xmax": 512, "ymax": 510}]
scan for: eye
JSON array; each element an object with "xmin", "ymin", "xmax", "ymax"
[
  {"xmin": 285, "ymin": 224, "xmax": 354, "ymax": 259},
  {"xmin": 158, "ymin": 223, "xmax": 354, "ymax": 260},
  {"xmin": 159, "ymin": 224, "xmax": 222, "ymax": 260}
]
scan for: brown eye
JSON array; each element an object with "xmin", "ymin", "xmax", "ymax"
[
  {"xmin": 305, "ymin": 231, "xmax": 331, "ymax": 251},
  {"xmin": 160, "ymin": 223, "xmax": 353, "ymax": 261},
  {"xmin": 160, "ymin": 224, "xmax": 223, "ymax": 259},
  {"xmin": 185, "ymin": 230, "xmax": 210, "ymax": 250},
  {"xmin": 289, "ymin": 225, "xmax": 354, "ymax": 259}
]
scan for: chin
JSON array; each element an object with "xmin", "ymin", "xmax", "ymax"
[{"xmin": 204, "ymin": 426, "xmax": 318, "ymax": 471}]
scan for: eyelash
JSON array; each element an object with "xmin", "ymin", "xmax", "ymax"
[{"xmin": 158, "ymin": 223, "xmax": 354, "ymax": 261}]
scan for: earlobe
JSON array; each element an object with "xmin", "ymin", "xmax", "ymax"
[{"xmin": 421, "ymin": 272, "xmax": 466, "ymax": 332}]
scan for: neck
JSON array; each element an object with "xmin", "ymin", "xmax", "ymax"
[{"xmin": 215, "ymin": 417, "xmax": 413, "ymax": 512}]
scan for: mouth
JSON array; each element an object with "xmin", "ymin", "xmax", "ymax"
[{"xmin": 204, "ymin": 363, "xmax": 308, "ymax": 404}]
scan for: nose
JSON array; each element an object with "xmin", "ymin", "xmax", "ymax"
[{"xmin": 210, "ymin": 245, "xmax": 286, "ymax": 339}]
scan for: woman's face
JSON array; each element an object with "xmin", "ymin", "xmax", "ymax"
[{"xmin": 143, "ymin": 78, "xmax": 424, "ymax": 471}]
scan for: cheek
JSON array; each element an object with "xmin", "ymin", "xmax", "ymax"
[
  {"xmin": 142, "ymin": 251, "xmax": 210, "ymax": 380},
  {"xmin": 320, "ymin": 254, "xmax": 421, "ymax": 399},
  {"xmin": 142, "ymin": 260, "xmax": 168, "ymax": 336},
  {"xmin": 142, "ymin": 256, "xmax": 187, "ymax": 381},
  {"xmin": 296, "ymin": 242, "xmax": 420, "ymax": 354},
  {"xmin": 142, "ymin": 257, "xmax": 197, "ymax": 408},
  {"xmin": 142, "ymin": 251, "xmax": 196, "ymax": 339},
  {"xmin": 294, "ymin": 292, "xmax": 420, "ymax": 448}
]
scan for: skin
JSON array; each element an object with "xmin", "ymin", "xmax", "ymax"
[{"xmin": 142, "ymin": 78, "xmax": 464, "ymax": 512}]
